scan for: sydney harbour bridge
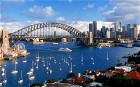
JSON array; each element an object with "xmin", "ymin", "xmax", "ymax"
[{"xmin": 9, "ymin": 22, "xmax": 92, "ymax": 46}]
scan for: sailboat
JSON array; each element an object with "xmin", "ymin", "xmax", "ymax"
[
  {"xmin": 81, "ymin": 55, "xmax": 83, "ymax": 62},
  {"xmin": 29, "ymin": 75, "xmax": 35, "ymax": 80},
  {"xmin": 70, "ymin": 62, "xmax": 73, "ymax": 73},
  {"xmin": 69, "ymin": 53, "xmax": 71, "ymax": 59},
  {"xmin": 46, "ymin": 61, "xmax": 49, "ymax": 70},
  {"xmin": 18, "ymin": 70, "xmax": 23, "ymax": 84},
  {"xmin": 61, "ymin": 55, "xmax": 63, "ymax": 61},
  {"xmin": 48, "ymin": 69, "xmax": 52, "ymax": 74},
  {"xmin": 91, "ymin": 57, "xmax": 94, "ymax": 64},
  {"xmin": 1, "ymin": 71, "xmax": 5, "ymax": 76},
  {"xmin": 36, "ymin": 62, "xmax": 38, "ymax": 69},
  {"xmin": 43, "ymin": 62, "xmax": 45, "ymax": 67},
  {"xmin": 11, "ymin": 62, "xmax": 18, "ymax": 74},
  {"xmin": 30, "ymin": 61, "xmax": 34, "ymax": 72},
  {"xmin": 15, "ymin": 59, "xmax": 18, "ymax": 65},
  {"xmin": 3, "ymin": 71, "xmax": 7, "ymax": 84},
  {"xmin": 106, "ymin": 52, "xmax": 109, "ymax": 60},
  {"xmin": 27, "ymin": 61, "xmax": 34, "ymax": 75},
  {"xmin": 22, "ymin": 56, "xmax": 27, "ymax": 63},
  {"xmin": 36, "ymin": 53, "xmax": 40, "ymax": 62}
]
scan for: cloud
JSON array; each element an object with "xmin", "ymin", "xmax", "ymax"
[
  {"xmin": 98, "ymin": 5, "xmax": 107, "ymax": 12},
  {"xmin": 24, "ymin": 5, "xmax": 56, "ymax": 19},
  {"xmin": 0, "ymin": 16, "xmax": 16, "ymax": 22},
  {"xmin": 83, "ymin": 3, "xmax": 94, "ymax": 10},
  {"xmin": 0, "ymin": 22, "xmax": 25, "ymax": 33},
  {"xmin": 2, "ymin": 0, "xmax": 25, "ymax": 3},
  {"xmin": 68, "ymin": 21, "xmax": 90, "ymax": 32},
  {"xmin": 56, "ymin": 17, "xmax": 65, "ymax": 22},
  {"xmin": 103, "ymin": 0, "xmax": 140, "ymax": 24},
  {"xmin": 68, "ymin": 0, "xmax": 72, "ymax": 3}
]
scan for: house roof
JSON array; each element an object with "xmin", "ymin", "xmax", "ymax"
[
  {"xmin": 73, "ymin": 77, "xmax": 85, "ymax": 84},
  {"xmin": 105, "ymin": 69, "xmax": 125, "ymax": 75},
  {"xmin": 126, "ymin": 71, "xmax": 140, "ymax": 80}
]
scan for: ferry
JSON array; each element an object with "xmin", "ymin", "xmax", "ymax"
[
  {"xmin": 52, "ymin": 42, "xmax": 59, "ymax": 45},
  {"xmin": 58, "ymin": 48, "xmax": 72, "ymax": 52},
  {"xmin": 97, "ymin": 43, "xmax": 111, "ymax": 48},
  {"xmin": 120, "ymin": 43, "xmax": 133, "ymax": 48}
]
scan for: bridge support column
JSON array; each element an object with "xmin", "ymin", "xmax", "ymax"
[{"xmin": 0, "ymin": 29, "xmax": 10, "ymax": 60}]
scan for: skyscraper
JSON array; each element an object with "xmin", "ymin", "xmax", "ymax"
[
  {"xmin": 126, "ymin": 24, "xmax": 131, "ymax": 38},
  {"xmin": 106, "ymin": 28, "xmax": 110, "ymax": 38},
  {"xmin": 114, "ymin": 22, "xmax": 118, "ymax": 32},
  {"xmin": 114, "ymin": 22, "xmax": 118, "ymax": 38},
  {"xmin": 133, "ymin": 24, "xmax": 138, "ymax": 39},
  {"xmin": 122, "ymin": 26, "xmax": 126, "ymax": 39}
]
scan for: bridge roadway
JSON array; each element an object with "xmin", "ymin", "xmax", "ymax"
[{"xmin": 9, "ymin": 35, "xmax": 87, "ymax": 39}]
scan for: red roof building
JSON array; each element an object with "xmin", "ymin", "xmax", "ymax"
[
  {"xmin": 126, "ymin": 71, "xmax": 140, "ymax": 80},
  {"xmin": 73, "ymin": 77, "xmax": 85, "ymax": 84}
]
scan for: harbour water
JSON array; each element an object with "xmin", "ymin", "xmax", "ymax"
[{"xmin": 0, "ymin": 42, "xmax": 140, "ymax": 87}]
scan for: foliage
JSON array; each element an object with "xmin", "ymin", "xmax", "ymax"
[
  {"xmin": 47, "ymin": 78, "xmax": 57, "ymax": 83},
  {"xmin": 30, "ymin": 83, "xmax": 43, "ymax": 87},
  {"xmin": 67, "ymin": 72, "xmax": 76, "ymax": 78},
  {"xmin": 60, "ymin": 79, "xmax": 68, "ymax": 83},
  {"xmin": 136, "ymin": 67, "xmax": 140, "ymax": 73},
  {"xmin": 107, "ymin": 67, "xmax": 115, "ymax": 70},
  {"xmin": 127, "ymin": 51, "xmax": 140, "ymax": 64},
  {"xmin": 104, "ymin": 74, "xmax": 140, "ymax": 87}
]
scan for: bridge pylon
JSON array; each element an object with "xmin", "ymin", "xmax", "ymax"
[{"xmin": 0, "ymin": 29, "xmax": 10, "ymax": 60}]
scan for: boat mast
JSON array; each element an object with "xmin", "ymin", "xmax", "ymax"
[{"xmin": 70, "ymin": 62, "xmax": 72, "ymax": 73}]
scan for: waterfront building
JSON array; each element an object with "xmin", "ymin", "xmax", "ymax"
[
  {"xmin": 61, "ymin": 38, "xmax": 67, "ymax": 43},
  {"xmin": 115, "ymin": 66, "xmax": 131, "ymax": 72}
]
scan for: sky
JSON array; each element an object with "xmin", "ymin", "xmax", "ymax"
[{"xmin": 0, "ymin": 0, "xmax": 140, "ymax": 33}]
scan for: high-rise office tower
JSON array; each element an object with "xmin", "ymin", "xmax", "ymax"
[
  {"xmin": 101, "ymin": 26, "xmax": 106, "ymax": 38},
  {"xmin": 89, "ymin": 21, "xmax": 97, "ymax": 38},
  {"xmin": 106, "ymin": 28, "xmax": 110, "ymax": 38},
  {"xmin": 126, "ymin": 24, "xmax": 131, "ymax": 38},
  {"xmin": 114, "ymin": 22, "xmax": 118, "ymax": 32},
  {"xmin": 114, "ymin": 22, "xmax": 118, "ymax": 38},
  {"xmin": 133, "ymin": 24, "xmax": 138, "ymax": 39},
  {"xmin": 122, "ymin": 26, "xmax": 126, "ymax": 39},
  {"xmin": 89, "ymin": 23, "xmax": 94, "ymax": 38}
]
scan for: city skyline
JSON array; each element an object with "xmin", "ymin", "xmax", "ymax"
[{"xmin": 0, "ymin": 0, "xmax": 140, "ymax": 33}]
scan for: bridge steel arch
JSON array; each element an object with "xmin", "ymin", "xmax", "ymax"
[{"xmin": 9, "ymin": 22, "xmax": 83, "ymax": 39}]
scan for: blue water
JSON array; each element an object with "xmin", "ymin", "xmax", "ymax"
[{"xmin": 0, "ymin": 43, "xmax": 140, "ymax": 87}]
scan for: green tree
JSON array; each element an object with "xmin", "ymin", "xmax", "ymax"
[{"xmin": 67, "ymin": 72, "xmax": 76, "ymax": 78}]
